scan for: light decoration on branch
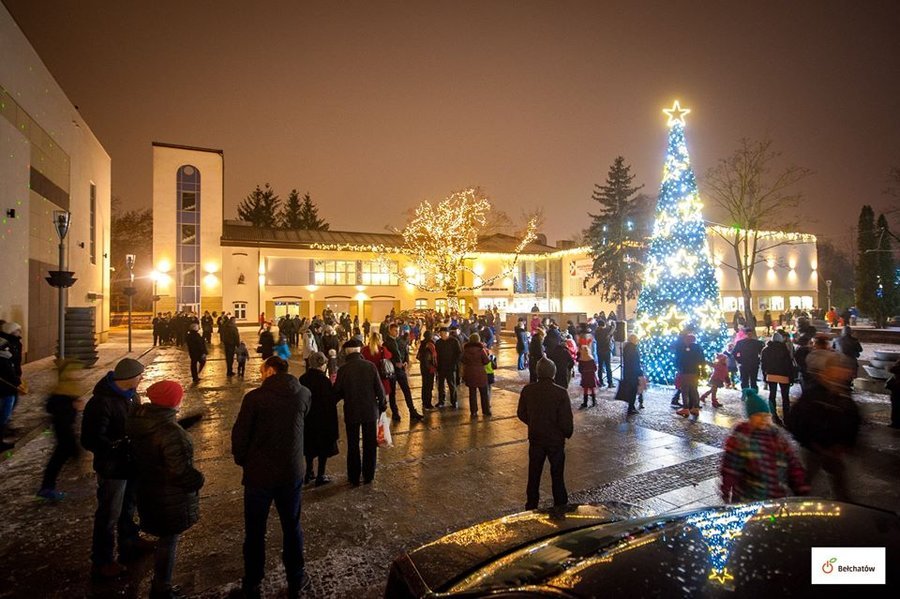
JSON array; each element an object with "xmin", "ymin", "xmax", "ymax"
[
  {"xmin": 390, "ymin": 188, "xmax": 538, "ymax": 299},
  {"xmin": 633, "ymin": 101, "xmax": 729, "ymax": 383}
]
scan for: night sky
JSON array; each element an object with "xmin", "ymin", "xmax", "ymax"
[{"xmin": 5, "ymin": 0, "xmax": 899, "ymax": 247}]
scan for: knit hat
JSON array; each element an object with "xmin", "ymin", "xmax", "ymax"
[
  {"xmin": 113, "ymin": 358, "xmax": 145, "ymax": 380},
  {"xmin": 147, "ymin": 380, "xmax": 184, "ymax": 408},
  {"xmin": 536, "ymin": 357, "xmax": 557, "ymax": 379},
  {"xmin": 772, "ymin": 332, "xmax": 784, "ymax": 343},
  {"xmin": 343, "ymin": 337, "xmax": 363, "ymax": 350},
  {"xmin": 2, "ymin": 322, "xmax": 22, "ymax": 336},
  {"xmin": 742, "ymin": 388, "xmax": 770, "ymax": 417},
  {"xmin": 308, "ymin": 351, "xmax": 327, "ymax": 369}
]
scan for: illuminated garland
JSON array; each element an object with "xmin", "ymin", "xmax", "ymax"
[
  {"xmin": 634, "ymin": 102, "xmax": 729, "ymax": 383},
  {"xmin": 685, "ymin": 504, "xmax": 761, "ymax": 585}
]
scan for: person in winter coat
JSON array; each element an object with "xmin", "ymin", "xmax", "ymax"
[
  {"xmin": 201, "ymin": 311, "xmax": 214, "ymax": 344},
  {"xmin": 383, "ymin": 323, "xmax": 423, "ymax": 421},
  {"xmin": 257, "ymin": 323, "xmax": 276, "ymax": 361},
  {"xmin": 231, "ymin": 356, "xmax": 311, "ymax": 598},
  {"xmin": 760, "ymin": 332, "xmax": 795, "ymax": 426},
  {"xmin": 887, "ymin": 358, "xmax": 900, "ymax": 429},
  {"xmin": 528, "ymin": 328, "xmax": 545, "ymax": 383},
  {"xmin": 594, "ymin": 321, "xmax": 614, "ymax": 388},
  {"xmin": 514, "ymin": 319, "xmax": 528, "ymax": 370},
  {"xmin": 435, "ymin": 327, "xmax": 462, "ymax": 408},
  {"xmin": 615, "ymin": 334, "xmax": 644, "ymax": 415},
  {"xmin": 416, "ymin": 331, "xmax": 438, "ymax": 410},
  {"xmin": 235, "ymin": 341, "xmax": 250, "ymax": 378},
  {"xmin": 334, "ymin": 338, "xmax": 387, "ymax": 485},
  {"xmin": 723, "ymin": 343, "xmax": 738, "ymax": 388},
  {"xmin": 461, "ymin": 333, "xmax": 491, "ymax": 417},
  {"xmin": 0, "ymin": 321, "xmax": 25, "ymax": 450},
  {"xmin": 577, "ymin": 345, "xmax": 598, "ymax": 408},
  {"xmin": 81, "ymin": 358, "xmax": 151, "ymax": 580},
  {"xmin": 548, "ymin": 338, "xmax": 575, "ymax": 390},
  {"xmin": 517, "ymin": 357, "xmax": 574, "ymax": 510},
  {"xmin": 734, "ymin": 328, "xmax": 765, "ymax": 391},
  {"xmin": 675, "ymin": 334, "xmax": 704, "ymax": 419},
  {"xmin": 832, "ymin": 326, "xmax": 862, "ymax": 376},
  {"xmin": 127, "ymin": 380, "xmax": 204, "ymax": 599},
  {"xmin": 185, "ymin": 323, "xmax": 207, "ymax": 383},
  {"xmin": 362, "ymin": 331, "xmax": 393, "ymax": 401},
  {"xmin": 36, "ymin": 359, "xmax": 84, "ymax": 500},
  {"xmin": 222, "ymin": 317, "xmax": 241, "ymax": 377},
  {"xmin": 299, "ymin": 352, "xmax": 339, "ymax": 486},
  {"xmin": 720, "ymin": 388, "xmax": 809, "ymax": 503},
  {"xmin": 699, "ymin": 354, "xmax": 729, "ymax": 408},
  {"xmin": 274, "ymin": 335, "xmax": 292, "ymax": 361}
]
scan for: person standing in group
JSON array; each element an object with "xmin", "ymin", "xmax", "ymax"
[
  {"xmin": 299, "ymin": 352, "xmax": 339, "ymax": 487},
  {"xmin": 258, "ymin": 323, "xmax": 276, "ymax": 361},
  {"xmin": 334, "ymin": 338, "xmax": 387, "ymax": 485},
  {"xmin": 720, "ymin": 389, "xmax": 809, "ymax": 503},
  {"xmin": 675, "ymin": 334, "xmax": 704, "ymax": 419},
  {"xmin": 734, "ymin": 328, "xmax": 764, "ymax": 391},
  {"xmin": 36, "ymin": 359, "xmax": 84, "ymax": 500},
  {"xmin": 185, "ymin": 323, "xmax": 207, "ymax": 383},
  {"xmin": 201, "ymin": 311, "xmax": 214, "ymax": 345},
  {"xmin": 517, "ymin": 357, "xmax": 574, "ymax": 510},
  {"xmin": 383, "ymin": 323, "xmax": 423, "ymax": 421},
  {"xmin": 361, "ymin": 331, "xmax": 393, "ymax": 412},
  {"xmin": 887, "ymin": 358, "xmax": 900, "ymax": 429},
  {"xmin": 435, "ymin": 327, "xmax": 461, "ymax": 408},
  {"xmin": 231, "ymin": 356, "xmax": 311, "ymax": 598},
  {"xmin": 577, "ymin": 345, "xmax": 598, "ymax": 408},
  {"xmin": 416, "ymin": 330, "xmax": 437, "ymax": 410},
  {"xmin": 547, "ymin": 336, "xmax": 575, "ymax": 390},
  {"xmin": 127, "ymin": 381, "xmax": 204, "ymax": 599},
  {"xmin": 594, "ymin": 321, "xmax": 614, "ymax": 389},
  {"xmin": 81, "ymin": 358, "xmax": 153, "ymax": 580},
  {"xmin": 461, "ymin": 333, "xmax": 491, "ymax": 417},
  {"xmin": 514, "ymin": 318, "xmax": 529, "ymax": 370},
  {"xmin": 235, "ymin": 341, "xmax": 250, "ymax": 378},
  {"xmin": 222, "ymin": 316, "xmax": 241, "ymax": 377},
  {"xmin": 832, "ymin": 326, "xmax": 862, "ymax": 380},
  {"xmin": 527, "ymin": 328, "xmax": 545, "ymax": 383},
  {"xmin": 760, "ymin": 332, "xmax": 795, "ymax": 426},
  {"xmin": 615, "ymin": 334, "xmax": 643, "ymax": 415},
  {"xmin": 699, "ymin": 353, "xmax": 729, "ymax": 408},
  {"xmin": 0, "ymin": 322, "xmax": 24, "ymax": 450}
]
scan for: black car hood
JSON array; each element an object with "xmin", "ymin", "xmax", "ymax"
[{"xmin": 404, "ymin": 502, "xmax": 648, "ymax": 593}]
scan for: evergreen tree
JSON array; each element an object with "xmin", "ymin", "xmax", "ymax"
[
  {"xmin": 280, "ymin": 189, "xmax": 305, "ymax": 229},
  {"xmin": 297, "ymin": 192, "xmax": 329, "ymax": 231},
  {"xmin": 634, "ymin": 102, "xmax": 728, "ymax": 383},
  {"xmin": 237, "ymin": 183, "xmax": 280, "ymax": 228},
  {"xmin": 874, "ymin": 213, "xmax": 897, "ymax": 326},
  {"xmin": 855, "ymin": 205, "xmax": 877, "ymax": 316},
  {"xmin": 585, "ymin": 156, "xmax": 650, "ymax": 319}
]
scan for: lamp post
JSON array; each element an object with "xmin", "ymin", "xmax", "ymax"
[
  {"xmin": 46, "ymin": 211, "xmax": 77, "ymax": 358},
  {"xmin": 125, "ymin": 254, "xmax": 136, "ymax": 353},
  {"xmin": 826, "ymin": 279, "xmax": 832, "ymax": 312}
]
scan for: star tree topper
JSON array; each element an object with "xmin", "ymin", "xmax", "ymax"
[{"xmin": 663, "ymin": 100, "xmax": 691, "ymax": 127}]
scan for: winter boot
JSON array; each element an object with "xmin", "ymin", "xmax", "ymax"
[
  {"xmin": 591, "ymin": 394, "xmax": 597, "ymax": 407},
  {"xmin": 675, "ymin": 408, "xmax": 690, "ymax": 418}
]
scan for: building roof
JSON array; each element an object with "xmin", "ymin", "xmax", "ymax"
[
  {"xmin": 152, "ymin": 141, "xmax": 224, "ymax": 155},
  {"xmin": 221, "ymin": 221, "xmax": 560, "ymax": 254}
]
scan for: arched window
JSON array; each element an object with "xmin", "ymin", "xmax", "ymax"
[{"xmin": 176, "ymin": 165, "xmax": 201, "ymax": 310}]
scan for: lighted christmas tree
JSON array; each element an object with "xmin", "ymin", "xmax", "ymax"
[{"xmin": 634, "ymin": 101, "xmax": 728, "ymax": 383}]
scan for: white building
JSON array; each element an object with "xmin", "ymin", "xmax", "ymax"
[{"xmin": 0, "ymin": 4, "xmax": 112, "ymax": 361}]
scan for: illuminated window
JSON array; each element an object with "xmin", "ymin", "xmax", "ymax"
[
  {"xmin": 89, "ymin": 183, "xmax": 96, "ymax": 265},
  {"xmin": 361, "ymin": 260, "xmax": 399, "ymax": 285},
  {"xmin": 788, "ymin": 296, "xmax": 814, "ymax": 310},
  {"xmin": 435, "ymin": 298, "xmax": 447, "ymax": 312},
  {"xmin": 768, "ymin": 296, "xmax": 785, "ymax": 311},
  {"xmin": 720, "ymin": 296, "xmax": 744, "ymax": 312},
  {"xmin": 313, "ymin": 260, "xmax": 358, "ymax": 286},
  {"xmin": 176, "ymin": 165, "xmax": 200, "ymax": 307},
  {"xmin": 233, "ymin": 302, "xmax": 247, "ymax": 320},
  {"xmin": 414, "ymin": 298, "xmax": 428, "ymax": 310}
]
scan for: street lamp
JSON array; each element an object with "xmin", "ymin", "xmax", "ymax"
[
  {"xmin": 124, "ymin": 254, "xmax": 136, "ymax": 353},
  {"xmin": 45, "ymin": 211, "xmax": 77, "ymax": 358},
  {"xmin": 826, "ymin": 279, "xmax": 833, "ymax": 312}
]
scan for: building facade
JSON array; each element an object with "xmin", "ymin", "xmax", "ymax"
[{"xmin": 0, "ymin": 4, "xmax": 112, "ymax": 362}]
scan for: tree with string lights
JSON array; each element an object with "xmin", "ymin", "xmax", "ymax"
[{"xmin": 634, "ymin": 101, "xmax": 728, "ymax": 384}]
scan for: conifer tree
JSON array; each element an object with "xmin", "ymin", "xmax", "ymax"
[
  {"xmin": 855, "ymin": 205, "xmax": 877, "ymax": 316},
  {"xmin": 237, "ymin": 183, "xmax": 280, "ymax": 228},
  {"xmin": 297, "ymin": 192, "xmax": 329, "ymax": 231},
  {"xmin": 280, "ymin": 189, "xmax": 305, "ymax": 229},
  {"xmin": 874, "ymin": 213, "xmax": 897, "ymax": 326}
]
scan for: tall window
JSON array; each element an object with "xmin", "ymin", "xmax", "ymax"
[
  {"xmin": 314, "ymin": 260, "xmax": 358, "ymax": 285},
  {"xmin": 414, "ymin": 299, "xmax": 428, "ymax": 310},
  {"xmin": 89, "ymin": 183, "xmax": 96, "ymax": 264},
  {"xmin": 176, "ymin": 165, "xmax": 201, "ymax": 308},
  {"xmin": 435, "ymin": 298, "xmax": 447, "ymax": 312},
  {"xmin": 233, "ymin": 302, "xmax": 247, "ymax": 320},
  {"xmin": 361, "ymin": 260, "xmax": 399, "ymax": 285}
]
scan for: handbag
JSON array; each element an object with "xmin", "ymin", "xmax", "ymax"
[{"xmin": 380, "ymin": 358, "xmax": 395, "ymax": 381}]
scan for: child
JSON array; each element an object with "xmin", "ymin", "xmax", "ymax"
[
  {"xmin": 577, "ymin": 345, "xmax": 598, "ymax": 408},
  {"xmin": 37, "ymin": 359, "xmax": 83, "ymax": 500},
  {"xmin": 327, "ymin": 348, "xmax": 338, "ymax": 383},
  {"xmin": 720, "ymin": 388, "xmax": 809, "ymax": 503},
  {"xmin": 700, "ymin": 353, "xmax": 729, "ymax": 408},
  {"xmin": 235, "ymin": 341, "xmax": 249, "ymax": 377},
  {"xmin": 723, "ymin": 343, "xmax": 738, "ymax": 388},
  {"xmin": 275, "ymin": 335, "xmax": 292, "ymax": 361}
]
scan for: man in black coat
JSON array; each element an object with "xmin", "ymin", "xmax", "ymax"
[
  {"xmin": 222, "ymin": 317, "xmax": 241, "ymax": 377},
  {"xmin": 81, "ymin": 358, "xmax": 150, "ymax": 580},
  {"xmin": 594, "ymin": 321, "xmax": 614, "ymax": 388},
  {"xmin": 200, "ymin": 311, "xmax": 214, "ymax": 344},
  {"xmin": 548, "ymin": 342, "xmax": 575, "ymax": 389},
  {"xmin": 517, "ymin": 357, "xmax": 574, "ymax": 510},
  {"xmin": 435, "ymin": 327, "xmax": 462, "ymax": 408},
  {"xmin": 334, "ymin": 338, "xmax": 387, "ymax": 485},
  {"xmin": 734, "ymin": 328, "xmax": 765, "ymax": 391},
  {"xmin": 383, "ymin": 323, "xmax": 423, "ymax": 421},
  {"xmin": 185, "ymin": 323, "xmax": 208, "ymax": 383},
  {"xmin": 0, "ymin": 322, "xmax": 24, "ymax": 450},
  {"xmin": 231, "ymin": 356, "xmax": 311, "ymax": 598}
]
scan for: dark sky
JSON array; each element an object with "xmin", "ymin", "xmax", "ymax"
[{"xmin": 5, "ymin": 0, "xmax": 899, "ymax": 247}]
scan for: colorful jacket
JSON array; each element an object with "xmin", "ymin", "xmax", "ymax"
[{"xmin": 720, "ymin": 422, "xmax": 809, "ymax": 503}]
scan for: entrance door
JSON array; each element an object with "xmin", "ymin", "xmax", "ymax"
[{"xmin": 274, "ymin": 301, "xmax": 301, "ymax": 318}]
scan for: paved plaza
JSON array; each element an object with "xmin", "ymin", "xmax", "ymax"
[{"xmin": 1, "ymin": 329, "xmax": 898, "ymax": 598}]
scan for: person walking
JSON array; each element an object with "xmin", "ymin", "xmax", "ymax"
[
  {"xmin": 81, "ymin": 358, "xmax": 153, "ymax": 580},
  {"xmin": 334, "ymin": 338, "xmax": 387, "ymax": 485},
  {"xmin": 299, "ymin": 352, "xmax": 339, "ymax": 487},
  {"xmin": 36, "ymin": 359, "xmax": 84, "ymax": 500},
  {"xmin": 127, "ymin": 381, "xmax": 204, "ymax": 599},
  {"xmin": 734, "ymin": 328, "xmax": 764, "ymax": 391},
  {"xmin": 0, "ymin": 322, "xmax": 24, "ymax": 450},
  {"xmin": 461, "ymin": 333, "xmax": 491, "ymax": 417},
  {"xmin": 760, "ymin": 332, "xmax": 795, "ymax": 426},
  {"xmin": 222, "ymin": 316, "xmax": 241, "ymax": 377},
  {"xmin": 675, "ymin": 334, "xmax": 704, "ymax": 419},
  {"xmin": 517, "ymin": 357, "xmax": 574, "ymax": 510},
  {"xmin": 435, "ymin": 327, "xmax": 461, "ymax": 408},
  {"xmin": 185, "ymin": 323, "xmax": 207, "ymax": 383},
  {"xmin": 615, "ymin": 334, "xmax": 643, "ymax": 415},
  {"xmin": 383, "ymin": 323, "xmax": 423, "ymax": 421},
  {"xmin": 201, "ymin": 311, "xmax": 214, "ymax": 345},
  {"xmin": 258, "ymin": 323, "xmax": 276, "ymax": 361},
  {"xmin": 231, "ymin": 356, "xmax": 311, "ymax": 598},
  {"xmin": 720, "ymin": 388, "xmax": 809, "ymax": 503},
  {"xmin": 416, "ymin": 331, "xmax": 437, "ymax": 410},
  {"xmin": 235, "ymin": 341, "xmax": 250, "ymax": 378},
  {"xmin": 577, "ymin": 345, "xmax": 598, "ymax": 408},
  {"xmin": 699, "ymin": 354, "xmax": 729, "ymax": 408}
]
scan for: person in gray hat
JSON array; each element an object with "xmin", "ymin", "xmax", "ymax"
[
  {"xmin": 516, "ymin": 357, "xmax": 574, "ymax": 510},
  {"xmin": 81, "ymin": 357, "xmax": 153, "ymax": 580}
]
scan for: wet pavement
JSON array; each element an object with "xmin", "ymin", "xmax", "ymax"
[{"xmin": 1, "ymin": 329, "xmax": 898, "ymax": 598}]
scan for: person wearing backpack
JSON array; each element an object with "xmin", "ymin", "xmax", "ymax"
[{"xmin": 81, "ymin": 358, "xmax": 154, "ymax": 580}]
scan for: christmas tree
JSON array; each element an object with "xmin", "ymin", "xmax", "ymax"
[{"xmin": 634, "ymin": 101, "xmax": 728, "ymax": 383}]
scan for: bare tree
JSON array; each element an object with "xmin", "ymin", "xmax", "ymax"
[{"xmin": 704, "ymin": 138, "xmax": 812, "ymax": 321}]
